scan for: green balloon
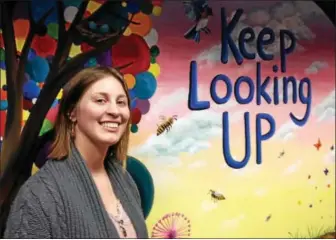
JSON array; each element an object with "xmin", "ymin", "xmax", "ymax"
[
  {"xmin": 126, "ymin": 156, "xmax": 154, "ymax": 219},
  {"xmin": 39, "ymin": 119, "xmax": 54, "ymax": 137},
  {"xmin": 47, "ymin": 23, "xmax": 59, "ymax": 40},
  {"xmin": 0, "ymin": 48, "xmax": 5, "ymax": 61},
  {"xmin": 150, "ymin": 45, "xmax": 160, "ymax": 57},
  {"xmin": 150, "ymin": 56, "xmax": 156, "ymax": 64}
]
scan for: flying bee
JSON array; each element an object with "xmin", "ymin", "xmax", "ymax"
[
  {"xmin": 209, "ymin": 189, "xmax": 226, "ymax": 202},
  {"xmin": 156, "ymin": 115, "xmax": 178, "ymax": 136}
]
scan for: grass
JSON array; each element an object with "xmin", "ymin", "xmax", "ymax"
[{"xmin": 288, "ymin": 225, "xmax": 336, "ymax": 239}]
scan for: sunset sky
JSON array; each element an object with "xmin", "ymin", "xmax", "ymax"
[{"xmin": 128, "ymin": 1, "xmax": 335, "ymax": 237}]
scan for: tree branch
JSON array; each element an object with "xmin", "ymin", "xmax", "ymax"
[
  {"xmin": 17, "ymin": 5, "xmax": 55, "ymax": 87},
  {"xmin": 56, "ymin": 1, "xmax": 66, "ymax": 45},
  {"xmin": 0, "ymin": 2, "xmax": 20, "ymax": 174}
]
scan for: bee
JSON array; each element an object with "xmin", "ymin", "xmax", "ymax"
[
  {"xmin": 156, "ymin": 115, "xmax": 178, "ymax": 136},
  {"xmin": 209, "ymin": 189, "xmax": 226, "ymax": 202}
]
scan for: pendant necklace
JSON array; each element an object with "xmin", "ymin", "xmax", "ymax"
[{"xmin": 109, "ymin": 200, "xmax": 128, "ymax": 238}]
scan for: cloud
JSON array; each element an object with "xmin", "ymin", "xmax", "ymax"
[
  {"xmin": 324, "ymin": 149, "xmax": 335, "ymax": 165},
  {"xmin": 150, "ymin": 169, "xmax": 179, "ymax": 186},
  {"xmin": 274, "ymin": 120, "xmax": 299, "ymax": 141},
  {"xmin": 196, "ymin": 2, "xmax": 316, "ymax": 66},
  {"xmin": 201, "ymin": 200, "xmax": 218, "ymax": 212},
  {"xmin": 132, "ymin": 110, "xmax": 245, "ymax": 158},
  {"xmin": 149, "ymin": 88, "xmax": 190, "ymax": 116},
  {"xmin": 313, "ymin": 90, "xmax": 335, "ymax": 122},
  {"xmin": 188, "ymin": 160, "xmax": 207, "ymax": 169},
  {"xmin": 305, "ymin": 61, "xmax": 329, "ymax": 74},
  {"xmin": 283, "ymin": 159, "xmax": 302, "ymax": 175},
  {"xmin": 221, "ymin": 214, "xmax": 245, "ymax": 229},
  {"xmin": 231, "ymin": 164, "xmax": 262, "ymax": 176}
]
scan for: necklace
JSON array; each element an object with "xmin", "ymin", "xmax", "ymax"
[{"xmin": 109, "ymin": 200, "xmax": 128, "ymax": 238}]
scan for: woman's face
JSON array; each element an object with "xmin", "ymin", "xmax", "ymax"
[{"xmin": 71, "ymin": 76, "xmax": 130, "ymax": 147}]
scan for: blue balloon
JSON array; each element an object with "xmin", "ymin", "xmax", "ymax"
[
  {"xmin": 130, "ymin": 98, "xmax": 137, "ymax": 109},
  {"xmin": 0, "ymin": 100, "xmax": 8, "ymax": 110},
  {"xmin": 25, "ymin": 56, "xmax": 50, "ymax": 83},
  {"xmin": 134, "ymin": 72, "xmax": 157, "ymax": 100},
  {"xmin": 51, "ymin": 99, "xmax": 58, "ymax": 108},
  {"xmin": 128, "ymin": 88, "xmax": 136, "ymax": 100},
  {"xmin": 23, "ymin": 80, "xmax": 40, "ymax": 100},
  {"xmin": 126, "ymin": 156, "xmax": 154, "ymax": 219},
  {"xmin": 130, "ymin": 124, "xmax": 138, "ymax": 133},
  {"xmin": 0, "ymin": 61, "xmax": 5, "ymax": 70},
  {"xmin": 126, "ymin": 2, "xmax": 140, "ymax": 14},
  {"xmin": 31, "ymin": 0, "xmax": 58, "ymax": 24},
  {"xmin": 100, "ymin": 24, "xmax": 110, "ymax": 34},
  {"xmin": 28, "ymin": 49, "xmax": 36, "ymax": 61}
]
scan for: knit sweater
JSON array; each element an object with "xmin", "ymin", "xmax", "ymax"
[{"xmin": 4, "ymin": 144, "xmax": 149, "ymax": 239}]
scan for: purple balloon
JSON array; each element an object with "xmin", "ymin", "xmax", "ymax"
[
  {"xmin": 96, "ymin": 49, "xmax": 112, "ymax": 66},
  {"xmin": 136, "ymin": 99, "xmax": 150, "ymax": 114}
]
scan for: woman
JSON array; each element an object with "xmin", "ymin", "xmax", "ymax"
[{"xmin": 4, "ymin": 66, "xmax": 148, "ymax": 238}]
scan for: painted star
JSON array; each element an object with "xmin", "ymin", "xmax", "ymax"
[{"xmin": 324, "ymin": 168, "xmax": 329, "ymax": 176}]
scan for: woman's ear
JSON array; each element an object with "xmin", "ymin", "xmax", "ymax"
[{"xmin": 68, "ymin": 108, "xmax": 77, "ymax": 122}]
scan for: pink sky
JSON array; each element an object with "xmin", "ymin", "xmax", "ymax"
[{"xmin": 140, "ymin": 1, "xmax": 335, "ymax": 147}]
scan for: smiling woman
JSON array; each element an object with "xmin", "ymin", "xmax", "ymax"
[{"xmin": 4, "ymin": 66, "xmax": 149, "ymax": 239}]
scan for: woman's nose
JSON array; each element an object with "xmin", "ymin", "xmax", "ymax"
[{"xmin": 106, "ymin": 103, "xmax": 120, "ymax": 115}]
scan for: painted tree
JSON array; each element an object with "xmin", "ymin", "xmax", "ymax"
[{"xmin": 0, "ymin": 0, "xmax": 162, "ymax": 235}]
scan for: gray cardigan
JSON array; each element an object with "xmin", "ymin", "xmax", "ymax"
[{"xmin": 4, "ymin": 145, "xmax": 149, "ymax": 238}]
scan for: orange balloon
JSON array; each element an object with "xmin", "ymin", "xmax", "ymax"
[
  {"xmin": 14, "ymin": 19, "xmax": 30, "ymax": 38},
  {"xmin": 124, "ymin": 74, "xmax": 136, "ymax": 89},
  {"xmin": 0, "ymin": 89, "xmax": 7, "ymax": 100},
  {"xmin": 128, "ymin": 12, "xmax": 152, "ymax": 37}
]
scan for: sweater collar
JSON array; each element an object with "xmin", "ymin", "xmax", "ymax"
[{"xmin": 66, "ymin": 142, "xmax": 146, "ymax": 238}]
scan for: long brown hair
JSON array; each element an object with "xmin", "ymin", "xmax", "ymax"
[{"xmin": 48, "ymin": 66, "xmax": 131, "ymax": 166}]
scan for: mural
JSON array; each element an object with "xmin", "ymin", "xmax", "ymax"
[{"xmin": 0, "ymin": 0, "xmax": 335, "ymax": 238}]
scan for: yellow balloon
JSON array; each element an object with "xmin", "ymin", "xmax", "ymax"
[
  {"xmin": 124, "ymin": 74, "xmax": 136, "ymax": 89},
  {"xmin": 152, "ymin": 6, "xmax": 162, "ymax": 16},
  {"xmin": 57, "ymin": 89, "xmax": 63, "ymax": 99},
  {"xmin": 87, "ymin": 1, "xmax": 100, "ymax": 13},
  {"xmin": 123, "ymin": 27, "xmax": 132, "ymax": 36},
  {"xmin": 148, "ymin": 63, "xmax": 160, "ymax": 78},
  {"xmin": 69, "ymin": 44, "xmax": 81, "ymax": 58},
  {"xmin": 22, "ymin": 110, "xmax": 30, "ymax": 121},
  {"xmin": 31, "ymin": 163, "xmax": 39, "ymax": 175},
  {"xmin": 121, "ymin": 1, "xmax": 127, "ymax": 7},
  {"xmin": 0, "ymin": 69, "xmax": 6, "ymax": 87}
]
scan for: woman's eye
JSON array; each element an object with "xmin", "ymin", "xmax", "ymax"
[
  {"xmin": 118, "ymin": 101, "xmax": 127, "ymax": 106},
  {"xmin": 96, "ymin": 99, "xmax": 106, "ymax": 104}
]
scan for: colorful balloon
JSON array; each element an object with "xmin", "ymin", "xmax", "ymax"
[
  {"xmin": 130, "ymin": 124, "xmax": 138, "ymax": 133},
  {"xmin": 143, "ymin": 28, "xmax": 158, "ymax": 48},
  {"xmin": 13, "ymin": 19, "xmax": 30, "ymax": 38},
  {"xmin": 152, "ymin": 5, "xmax": 162, "ymax": 16},
  {"xmin": 47, "ymin": 23, "xmax": 59, "ymax": 39},
  {"xmin": 64, "ymin": 6, "xmax": 79, "ymax": 23},
  {"xmin": 131, "ymin": 108, "xmax": 142, "ymax": 124},
  {"xmin": 25, "ymin": 56, "xmax": 50, "ymax": 83},
  {"xmin": 124, "ymin": 74, "xmax": 136, "ymax": 89},
  {"xmin": 31, "ymin": 35, "xmax": 57, "ymax": 57},
  {"xmin": 0, "ymin": 100, "xmax": 8, "ymax": 111},
  {"xmin": 148, "ymin": 63, "xmax": 160, "ymax": 78},
  {"xmin": 134, "ymin": 72, "xmax": 157, "ymax": 100},
  {"xmin": 0, "ymin": 111, "xmax": 6, "ymax": 137},
  {"xmin": 111, "ymin": 34, "xmax": 150, "ymax": 75},
  {"xmin": 96, "ymin": 50, "xmax": 112, "ymax": 66},
  {"xmin": 136, "ymin": 99, "xmax": 150, "ymax": 115},
  {"xmin": 23, "ymin": 80, "xmax": 41, "ymax": 99},
  {"xmin": 128, "ymin": 12, "xmax": 152, "ymax": 37}
]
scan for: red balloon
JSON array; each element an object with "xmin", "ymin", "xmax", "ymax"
[
  {"xmin": 31, "ymin": 35, "xmax": 57, "ymax": 58},
  {"xmin": 23, "ymin": 98, "xmax": 34, "ymax": 111},
  {"xmin": 111, "ymin": 34, "xmax": 150, "ymax": 75},
  {"xmin": 81, "ymin": 42, "xmax": 94, "ymax": 53},
  {"xmin": 46, "ymin": 104, "xmax": 59, "ymax": 124},
  {"xmin": 131, "ymin": 108, "xmax": 142, "ymax": 124},
  {"xmin": 0, "ymin": 110, "xmax": 6, "ymax": 137}
]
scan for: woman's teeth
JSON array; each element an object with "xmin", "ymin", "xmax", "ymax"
[{"xmin": 101, "ymin": 122, "xmax": 119, "ymax": 129}]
